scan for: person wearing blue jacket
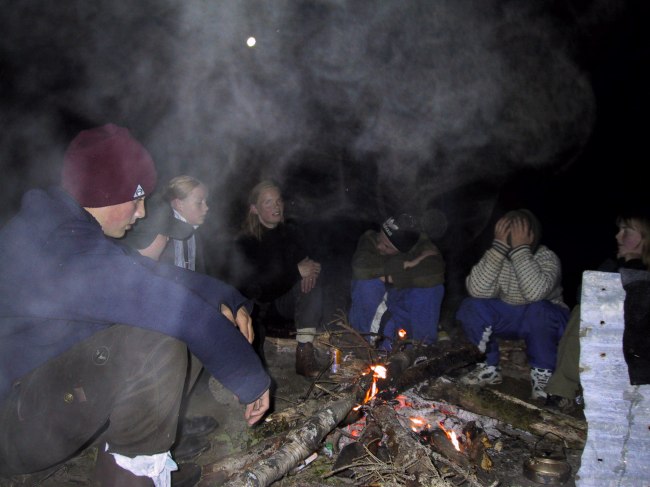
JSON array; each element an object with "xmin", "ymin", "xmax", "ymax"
[{"xmin": 0, "ymin": 124, "xmax": 270, "ymax": 486}]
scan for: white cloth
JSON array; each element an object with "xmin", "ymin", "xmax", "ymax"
[
  {"xmin": 106, "ymin": 443, "xmax": 178, "ymax": 487},
  {"xmin": 369, "ymin": 292, "xmax": 388, "ymax": 344}
]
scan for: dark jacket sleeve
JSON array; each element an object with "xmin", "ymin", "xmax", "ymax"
[{"xmin": 37, "ymin": 225, "xmax": 269, "ymax": 405}]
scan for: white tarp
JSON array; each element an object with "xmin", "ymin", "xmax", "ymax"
[{"xmin": 577, "ymin": 271, "xmax": 650, "ymax": 487}]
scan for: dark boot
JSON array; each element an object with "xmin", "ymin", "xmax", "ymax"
[
  {"xmin": 171, "ymin": 435, "xmax": 211, "ymax": 462},
  {"xmin": 295, "ymin": 342, "xmax": 320, "ymax": 378},
  {"xmin": 171, "ymin": 462, "xmax": 202, "ymax": 487},
  {"xmin": 93, "ymin": 448, "xmax": 153, "ymax": 487}
]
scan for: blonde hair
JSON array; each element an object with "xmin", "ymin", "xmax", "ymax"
[
  {"xmin": 617, "ymin": 215, "xmax": 650, "ymax": 269},
  {"xmin": 163, "ymin": 175, "xmax": 204, "ymax": 202},
  {"xmin": 241, "ymin": 180, "xmax": 282, "ymax": 240}
]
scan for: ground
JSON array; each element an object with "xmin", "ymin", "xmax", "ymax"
[{"xmin": 0, "ymin": 327, "xmax": 584, "ymax": 487}]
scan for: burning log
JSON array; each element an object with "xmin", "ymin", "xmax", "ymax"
[
  {"xmin": 376, "ymin": 338, "xmax": 484, "ymax": 398},
  {"xmin": 203, "ymin": 337, "xmax": 487, "ymax": 485},
  {"xmin": 331, "ymin": 416, "xmax": 385, "ymax": 478},
  {"xmin": 370, "ymin": 404, "xmax": 486, "ymax": 487},
  {"xmin": 418, "ymin": 379, "xmax": 587, "ymax": 449}
]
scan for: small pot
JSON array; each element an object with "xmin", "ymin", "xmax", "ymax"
[{"xmin": 523, "ymin": 433, "xmax": 572, "ymax": 485}]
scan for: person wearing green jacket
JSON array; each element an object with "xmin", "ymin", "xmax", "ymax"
[{"xmin": 348, "ymin": 214, "xmax": 446, "ymax": 351}]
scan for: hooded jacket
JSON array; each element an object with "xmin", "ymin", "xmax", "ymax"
[{"xmin": 0, "ymin": 187, "xmax": 270, "ymax": 404}]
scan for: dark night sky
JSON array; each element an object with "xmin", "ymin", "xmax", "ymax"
[{"xmin": 0, "ymin": 0, "xmax": 648, "ymax": 310}]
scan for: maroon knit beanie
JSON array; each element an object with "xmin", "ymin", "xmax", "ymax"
[{"xmin": 61, "ymin": 124, "xmax": 157, "ymax": 208}]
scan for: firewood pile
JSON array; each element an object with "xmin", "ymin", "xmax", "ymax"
[{"xmin": 199, "ymin": 319, "xmax": 586, "ymax": 486}]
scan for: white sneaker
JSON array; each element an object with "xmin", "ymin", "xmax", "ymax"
[
  {"xmin": 460, "ymin": 363, "xmax": 503, "ymax": 385},
  {"xmin": 530, "ymin": 367, "xmax": 552, "ymax": 400}
]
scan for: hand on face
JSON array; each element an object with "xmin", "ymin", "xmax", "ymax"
[
  {"xmin": 494, "ymin": 216, "xmax": 511, "ymax": 245},
  {"xmin": 509, "ymin": 217, "xmax": 534, "ymax": 247},
  {"xmin": 376, "ymin": 231, "xmax": 399, "ymax": 256}
]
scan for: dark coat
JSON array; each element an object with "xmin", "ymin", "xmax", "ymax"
[
  {"xmin": 0, "ymin": 187, "xmax": 270, "ymax": 404},
  {"xmin": 235, "ymin": 221, "xmax": 307, "ymax": 303}
]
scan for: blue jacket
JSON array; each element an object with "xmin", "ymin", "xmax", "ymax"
[{"xmin": 0, "ymin": 187, "xmax": 270, "ymax": 404}]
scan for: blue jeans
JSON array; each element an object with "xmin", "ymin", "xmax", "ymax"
[
  {"xmin": 349, "ymin": 278, "xmax": 444, "ymax": 351},
  {"xmin": 456, "ymin": 297, "xmax": 569, "ymax": 370}
]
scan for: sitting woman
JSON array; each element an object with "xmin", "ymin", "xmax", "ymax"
[{"xmin": 235, "ymin": 180, "xmax": 323, "ymax": 378}]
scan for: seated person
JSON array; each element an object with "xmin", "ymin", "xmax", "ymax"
[
  {"xmin": 546, "ymin": 210, "xmax": 650, "ymax": 412},
  {"xmin": 348, "ymin": 214, "xmax": 445, "ymax": 351},
  {"xmin": 235, "ymin": 180, "xmax": 323, "ymax": 378},
  {"xmin": 456, "ymin": 208, "xmax": 569, "ymax": 400},
  {"xmin": 162, "ymin": 175, "xmax": 209, "ymax": 272},
  {"xmin": 0, "ymin": 124, "xmax": 270, "ymax": 486}
]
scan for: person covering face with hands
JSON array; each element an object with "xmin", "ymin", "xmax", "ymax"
[{"xmin": 456, "ymin": 209, "xmax": 569, "ymax": 401}]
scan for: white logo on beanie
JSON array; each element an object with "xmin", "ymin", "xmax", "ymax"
[
  {"xmin": 382, "ymin": 216, "xmax": 398, "ymax": 236},
  {"xmin": 133, "ymin": 184, "xmax": 145, "ymax": 198}
]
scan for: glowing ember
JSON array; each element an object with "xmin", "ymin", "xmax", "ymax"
[
  {"xmin": 409, "ymin": 416, "xmax": 430, "ymax": 433},
  {"xmin": 394, "ymin": 395, "xmax": 413, "ymax": 408},
  {"xmin": 398, "ymin": 328, "xmax": 407, "ymax": 339}
]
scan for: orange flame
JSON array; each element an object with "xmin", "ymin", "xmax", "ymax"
[
  {"xmin": 398, "ymin": 328, "xmax": 407, "ymax": 339},
  {"xmin": 438, "ymin": 422, "xmax": 461, "ymax": 451},
  {"xmin": 361, "ymin": 364, "xmax": 388, "ymax": 404}
]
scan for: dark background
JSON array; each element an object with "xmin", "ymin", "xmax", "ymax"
[{"xmin": 1, "ymin": 0, "xmax": 648, "ymax": 318}]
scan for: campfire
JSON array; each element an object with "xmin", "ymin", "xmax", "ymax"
[
  {"xmin": 334, "ymin": 359, "xmax": 498, "ymax": 485},
  {"xmin": 201, "ymin": 321, "xmax": 586, "ymax": 487}
]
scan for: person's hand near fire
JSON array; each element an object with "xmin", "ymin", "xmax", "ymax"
[
  {"xmin": 244, "ymin": 388, "xmax": 271, "ymax": 425},
  {"xmin": 298, "ymin": 256, "xmax": 321, "ymax": 293}
]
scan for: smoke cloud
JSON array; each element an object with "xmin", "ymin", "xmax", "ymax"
[{"xmin": 0, "ymin": 0, "xmax": 632, "ymax": 300}]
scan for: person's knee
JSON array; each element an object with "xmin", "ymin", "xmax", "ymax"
[{"xmin": 106, "ymin": 337, "xmax": 188, "ymax": 454}]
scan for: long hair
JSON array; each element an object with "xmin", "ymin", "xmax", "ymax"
[
  {"xmin": 617, "ymin": 214, "xmax": 650, "ymax": 269},
  {"xmin": 241, "ymin": 179, "xmax": 282, "ymax": 241}
]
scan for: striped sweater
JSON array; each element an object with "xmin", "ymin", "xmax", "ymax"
[{"xmin": 465, "ymin": 241, "xmax": 567, "ymax": 308}]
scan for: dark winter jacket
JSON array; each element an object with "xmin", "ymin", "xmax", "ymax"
[
  {"xmin": 0, "ymin": 187, "xmax": 270, "ymax": 404},
  {"xmin": 235, "ymin": 221, "xmax": 307, "ymax": 303}
]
